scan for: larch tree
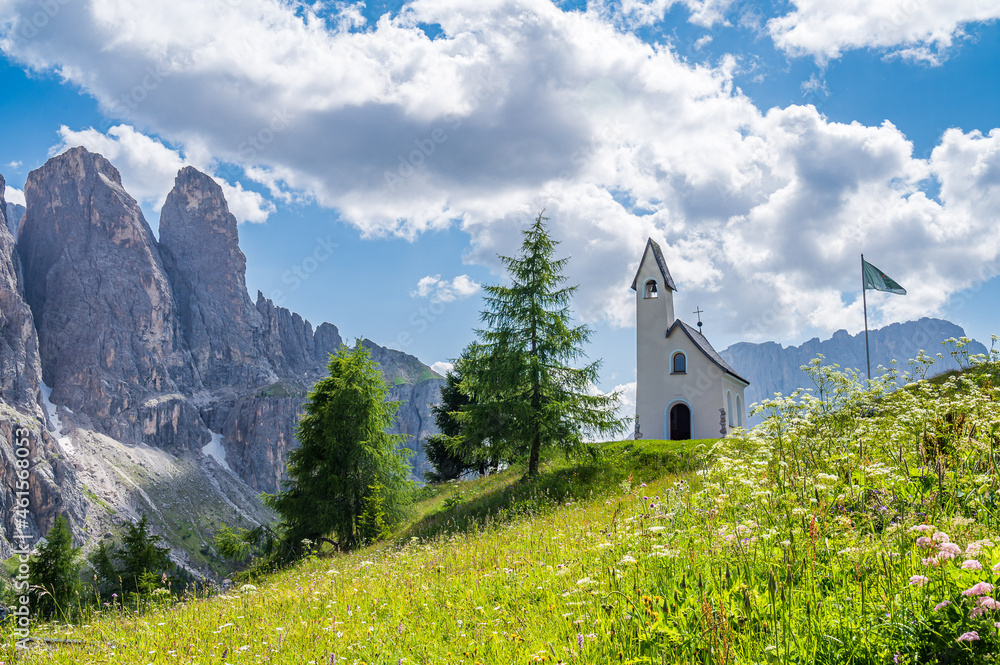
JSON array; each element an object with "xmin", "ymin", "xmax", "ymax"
[
  {"xmin": 264, "ymin": 343, "xmax": 412, "ymax": 551},
  {"xmin": 28, "ymin": 515, "xmax": 81, "ymax": 618},
  {"xmin": 458, "ymin": 211, "xmax": 627, "ymax": 476}
]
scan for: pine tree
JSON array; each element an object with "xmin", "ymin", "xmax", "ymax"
[
  {"xmin": 459, "ymin": 212, "xmax": 627, "ymax": 476},
  {"xmin": 423, "ymin": 363, "xmax": 498, "ymax": 482},
  {"xmin": 264, "ymin": 343, "xmax": 413, "ymax": 551},
  {"xmin": 87, "ymin": 541, "xmax": 117, "ymax": 598},
  {"xmin": 117, "ymin": 514, "xmax": 173, "ymax": 594},
  {"xmin": 87, "ymin": 514, "xmax": 173, "ymax": 599},
  {"xmin": 28, "ymin": 515, "xmax": 81, "ymax": 619}
]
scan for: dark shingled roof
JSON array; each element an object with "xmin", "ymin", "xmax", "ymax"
[
  {"xmin": 630, "ymin": 238, "xmax": 677, "ymax": 292},
  {"xmin": 668, "ymin": 319, "xmax": 750, "ymax": 386}
]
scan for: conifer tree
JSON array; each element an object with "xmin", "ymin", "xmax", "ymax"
[
  {"xmin": 459, "ymin": 212, "xmax": 627, "ymax": 476},
  {"xmin": 88, "ymin": 514, "xmax": 173, "ymax": 598},
  {"xmin": 423, "ymin": 361, "xmax": 500, "ymax": 482},
  {"xmin": 28, "ymin": 515, "xmax": 81, "ymax": 618},
  {"xmin": 117, "ymin": 514, "xmax": 172, "ymax": 594},
  {"xmin": 264, "ymin": 343, "xmax": 412, "ymax": 551}
]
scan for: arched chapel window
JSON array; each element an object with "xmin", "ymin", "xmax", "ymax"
[
  {"xmin": 727, "ymin": 391, "xmax": 734, "ymax": 427},
  {"xmin": 644, "ymin": 280, "xmax": 658, "ymax": 299},
  {"xmin": 736, "ymin": 396, "xmax": 743, "ymax": 427},
  {"xmin": 672, "ymin": 352, "xmax": 686, "ymax": 374}
]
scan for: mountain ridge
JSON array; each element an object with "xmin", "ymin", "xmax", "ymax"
[
  {"xmin": 0, "ymin": 148, "xmax": 443, "ymax": 575},
  {"xmin": 720, "ymin": 317, "xmax": 990, "ymax": 424}
]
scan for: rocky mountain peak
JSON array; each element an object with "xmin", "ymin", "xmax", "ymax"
[
  {"xmin": 0, "ymin": 172, "xmax": 42, "ymax": 412},
  {"xmin": 5, "ymin": 202, "xmax": 25, "ymax": 238},
  {"xmin": 158, "ymin": 166, "xmax": 274, "ymax": 389},
  {"xmin": 0, "ymin": 149, "xmax": 444, "ymax": 564},
  {"xmin": 17, "ymin": 146, "xmax": 204, "ymax": 449},
  {"xmin": 720, "ymin": 317, "xmax": 990, "ymax": 425}
]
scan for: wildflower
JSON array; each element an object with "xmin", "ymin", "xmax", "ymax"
[
  {"xmin": 934, "ymin": 600, "xmax": 951, "ymax": 611},
  {"xmin": 994, "ymin": 562, "xmax": 1000, "ymax": 573},
  {"xmin": 915, "ymin": 536, "xmax": 932, "ymax": 548},
  {"xmin": 961, "ymin": 560, "xmax": 983, "ymax": 571},
  {"xmin": 956, "ymin": 631, "xmax": 980, "ymax": 643},
  {"xmin": 908, "ymin": 575, "xmax": 930, "ymax": 587},
  {"xmin": 932, "ymin": 531, "xmax": 950, "ymax": 543},
  {"xmin": 618, "ymin": 555, "xmax": 637, "ymax": 565},
  {"xmin": 909, "ymin": 525, "xmax": 935, "ymax": 534},
  {"xmin": 966, "ymin": 540, "xmax": 994, "ymax": 555},
  {"xmin": 971, "ymin": 597, "xmax": 999, "ymax": 619},
  {"xmin": 648, "ymin": 526, "xmax": 665, "ymax": 532},
  {"xmin": 577, "ymin": 634, "xmax": 584, "ymax": 648},
  {"xmin": 962, "ymin": 582, "xmax": 994, "ymax": 597}
]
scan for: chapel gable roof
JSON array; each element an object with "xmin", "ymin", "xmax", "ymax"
[
  {"xmin": 630, "ymin": 238, "xmax": 677, "ymax": 292},
  {"xmin": 668, "ymin": 319, "xmax": 750, "ymax": 386}
]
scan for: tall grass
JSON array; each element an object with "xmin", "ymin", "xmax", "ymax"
[{"xmin": 5, "ymin": 340, "xmax": 999, "ymax": 664}]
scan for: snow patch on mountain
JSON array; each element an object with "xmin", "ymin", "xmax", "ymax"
[
  {"xmin": 202, "ymin": 431, "xmax": 232, "ymax": 472},
  {"xmin": 40, "ymin": 381, "xmax": 75, "ymax": 455}
]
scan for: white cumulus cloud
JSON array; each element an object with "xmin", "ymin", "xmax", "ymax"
[
  {"xmin": 412, "ymin": 274, "xmax": 482, "ymax": 303},
  {"xmin": 53, "ymin": 125, "xmax": 274, "ymax": 223},
  {"xmin": 1, "ymin": 0, "xmax": 998, "ymax": 346},
  {"xmin": 430, "ymin": 360, "xmax": 454, "ymax": 376},
  {"xmin": 4, "ymin": 186, "xmax": 25, "ymax": 207},
  {"xmin": 767, "ymin": 0, "xmax": 1000, "ymax": 64}
]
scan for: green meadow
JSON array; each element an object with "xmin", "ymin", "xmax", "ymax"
[{"xmin": 5, "ymin": 349, "xmax": 1000, "ymax": 664}]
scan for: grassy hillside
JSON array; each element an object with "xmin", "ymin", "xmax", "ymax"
[
  {"xmin": 3, "ymin": 440, "xmax": 710, "ymax": 663},
  {"xmin": 6, "ymin": 356, "xmax": 1000, "ymax": 663}
]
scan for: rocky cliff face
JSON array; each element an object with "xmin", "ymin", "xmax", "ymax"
[
  {"xmin": 0, "ymin": 174, "xmax": 89, "ymax": 559},
  {"xmin": 720, "ymin": 318, "xmax": 990, "ymax": 424},
  {"xmin": 5, "ymin": 202, "xmax": 25, "ymax": 238},
  {"xmin": 254, "ymin": 292, "xmax": 344, "ymax": 377},
  {"xmin": 0, "ymin": 148, "xmax": 444, "ymax": 568},
  {"xmin": 18, "ymin": 148, "xmax": 207, "ymax": 452},
  {"xmin": 0, "ymin": 174, "xmax": 40, "ymax": 412},
  {"xmin": 158, "ymin": 167, "xmax": 276, "ymax": 390}
]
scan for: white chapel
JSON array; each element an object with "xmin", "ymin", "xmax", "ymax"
[{"xmin": 631, "ymin": 238, "xmax": 749, "ymax": 441}]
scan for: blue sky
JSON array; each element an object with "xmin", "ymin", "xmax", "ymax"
[{"xmin": 1, "ymin": 0, "xmax": 998, "ymax": 402}]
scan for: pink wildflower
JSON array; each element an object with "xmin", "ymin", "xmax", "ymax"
[
  {"xmin": 909, "ymin": 525, "xmax": 935, "ymax": 533},
  {"xmin": 908, "ymin": 575, "xmax": 930, "ymax": 587},
  {"xmin": 956, "ymin": 631, "xmax": 980, "ymax": 643},
  {"xmin": 934, "ymin": 600, "xmax": 951, "ymax": 611},
  {"xmin": 962, "ymin": 582, "xmax": 994, "ymax": 597},
  {"xmin": 965, "ymin": 539, "xmax": 994, "ymax": 555},
  {"xmin": 961, "ymin": 559, "xmax": 984, "ymax": 571},
  {"xmin": 994, "ymin": 562, "xmax": 1000, "ymax": 573},
  {"xmin": 970, "ymin": 597, "xmax": 997, "ymax": 619},
  {"xmin": 922, "ymin": 556, "xmax": 940, "ymax": 567},
  {"xmin": 978, "ymin": 597, "xmax": 999, "ymax": 610},
  {"xmin": 940, "ymin": 543, "xmax": 962, "ymax": 557},
  {"xmin": 933, "ymin": 531, "xmax": 950, "ymax": 543},
  {"xmin": 916, "ymin": 537, "xmax": 932, "ymax": 548}
]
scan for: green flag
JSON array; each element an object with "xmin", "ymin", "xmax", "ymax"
[{"xmin": 862, "ymin": 259, "xmax": 906, "ymax": 295}]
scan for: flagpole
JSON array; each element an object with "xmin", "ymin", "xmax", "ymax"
[{"xmin": 861, "ymin": 253, "xmax": 871, "ymax": 384}]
